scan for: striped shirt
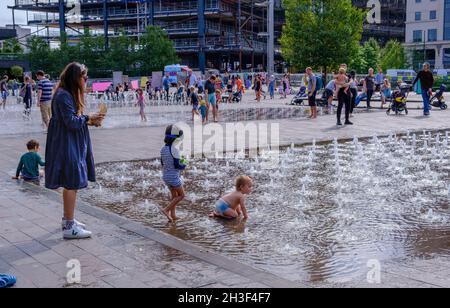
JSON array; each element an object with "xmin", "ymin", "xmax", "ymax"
[
  {"xmin": 38, "ymin": 78, "xmax": 54, "ymax": 103},
  {"xmin": 160, "ymin": 145, "xmax": 185, "ymax": 188}
]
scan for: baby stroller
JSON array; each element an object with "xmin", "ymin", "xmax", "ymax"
[
  {"xmin": 387, "ymin": 83, "xmax": 410, "ymax": 115},
  {"xmin": 430, "ymin": 84, "xmax": 448, "ymax": 110},
  {"xmin": 289, "ymin": 86, "xmax": 308, "ymax": 105},
  {"xmin": 232, "ymin": 90, "xmax": 242, "ymax": 103},
  {"xmin": 316, "ymin": 89, "xmax": 331, "ymax": 107}
]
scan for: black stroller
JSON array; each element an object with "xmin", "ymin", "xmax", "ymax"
[
  {"xmin": 232, "ymin": 90, "xmax": 242, "ymax": 103},
  {"xmin": 430, "ymin": 84, "xmax": 448, "ymax": 110},
  {"xmin": 387, "ymin": 83, "xmax": 410, "ymax": 115},
  {"xmin": 315, "ymin": 89, "xmax": 331, "ymax": 107}
]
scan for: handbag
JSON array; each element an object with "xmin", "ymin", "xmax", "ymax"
[{"xmin": 19, "ymin": 86, "xmax": 26, "ymax": 98}]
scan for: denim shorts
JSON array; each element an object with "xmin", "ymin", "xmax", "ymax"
[{"xmin": 208, "ymin": 93, "xmax": 216, "ymax": 106}]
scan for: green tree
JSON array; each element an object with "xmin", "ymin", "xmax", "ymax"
[
  {"xmin": 280, "ymin": 0, "xmax": 365, "ymax": 74},
  {"xmin": 106, "ymin": 31, "xmax": 136, "ymax": 74},
  {"xmin": 136, "ymin": 26, "xmax": 179, "ymax": 75},
  {"xmin": 1, "ymin": 38, "xmax": 23, "ymax": 54},
  {"xmin": 77, "ymin": 30, "xmax": 106, "ymax": 78},
  {"xmin": 10, "ymin": 65, "xmax": 23, "ymax": 79},
  {"xmin": 379, "ymin": 40, "xmax": 407, "ymax": 71},
  {"xmin": 361, "ymin": 38, "xmax": 380, "ymax": 73},
  {"xmin": 53, "ymin": 32, "xmax": 80, "ymax": 74},
  {"xmin": 27, "ymin": 36, "xmax": 57, "ymax": 76},
  {"xmin": 349, "ymin": 45, "xmax": 368, "ymax": 74}
]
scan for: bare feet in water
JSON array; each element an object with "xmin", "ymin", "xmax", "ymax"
[
  {"xmin": 208, "ymin": 212, "xmax": 220, "ymax": 218},
  {"xmin": 160, "ymin": 208, "xmax": 173, "ymax": 223},
  {"xmin": 170, "ymin": 210, "xmax": 179, "ymax": 221},
  {"xmin": 208, "ymin": 212, "xmax": 235, "ymax": 220}
]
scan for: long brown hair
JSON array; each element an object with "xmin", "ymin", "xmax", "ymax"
[{"xmin": 55, "ymin": 62, "xmax": 87, "ymax": 116}]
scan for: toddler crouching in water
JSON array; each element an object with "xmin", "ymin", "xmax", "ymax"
[{"xmin": 209, "ymin": 175, "xmax": 252, "ymax": 220}]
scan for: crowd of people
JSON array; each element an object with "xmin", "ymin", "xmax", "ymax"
[
  {"xmin": 301, "ymin": 62, "xmax": 436, "ymax": 125},
  {"xmin": 0, "ymin": 62, "xmax": 438, "ymax": 134},
  {"xmin": 0, "ymin": 71, "xmax": 56, "ymax": 130}
]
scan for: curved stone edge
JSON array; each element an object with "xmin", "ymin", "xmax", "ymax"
[{"xmin": 21, "ymin": 181, "xmax": 306, "ymax": 288}]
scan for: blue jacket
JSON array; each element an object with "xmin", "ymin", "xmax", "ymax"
[{"xmin": 45, "ymin": 89, "xmax": 96, "ymax": 190}]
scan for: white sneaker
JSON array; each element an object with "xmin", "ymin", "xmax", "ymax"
[
  {"xmin": 63, "ymin": 224, "xmax": 92, "ymax": 240},
  {"xmin": 62, "ymin": 218, "xmax": 86, "ymax": 229}
]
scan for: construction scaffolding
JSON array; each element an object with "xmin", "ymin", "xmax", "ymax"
[
  {"xmin": 9, "ymin": 0, "xmax": 285, "ymax": 72},
  {"xmin": 352, "ymin": 0, "xmax": 406, "ymax": 45}
]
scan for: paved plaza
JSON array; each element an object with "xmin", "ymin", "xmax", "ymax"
[{"xmin": 1, "ymin": 92, "xmax": 450, "ymax": 288}]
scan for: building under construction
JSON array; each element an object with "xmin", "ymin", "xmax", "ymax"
[
  {"xmin": 9, "ymin": 1, "xmax": 406, "ymax": 71},
  {"xmin": 353, "ymin": 0, "xmax": 406, "ymax": 45},
  {"xmin": 9, "ymin": 0, "xmax": 285, "ymax": 72}
]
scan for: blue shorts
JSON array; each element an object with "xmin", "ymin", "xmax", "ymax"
[
  {"xmin": 192, "ymin": 103, "xmax": 199, "ymax": 111},
  {"xmin": 1, "ymin": 91, "xmax": 7, "ymax": 100},
  {"xmin": 208, "ymin": 93, "xmax": 216, "ymax": 106},
  {"xmin": 215, "ymin": 199, "xmax": 231, "ymax": 216},
  {"xmin": 199, "ymin": 106, "xmax": 207, "ymax": 118}
]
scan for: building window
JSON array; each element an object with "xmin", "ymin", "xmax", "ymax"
[
  {"xmin": 430, "ymin": 11, "xmax": 437, "ymax": 20},
  {"xmin": 415, "ymin": 12, "xmax": 421, "ymax": 21},
  {"xmin": 445, "ymin": 0, "xmax": 450, "ymax": 40},
  {"xmin": 426, "ymin": 49, "xmax": 436, "ymax": 69},
  {"xmin": 428, "ymin": 29, "xmax": 437, "ymax": 41},
  {"xmin": 443, "ymin": 48, "xmax": 450, "ymax": 69},
  {"xmin": 413, "ymin": 30, "xmax": 423, "ymax": 42}
]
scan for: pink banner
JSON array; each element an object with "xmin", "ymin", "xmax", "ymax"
[
  {"xmin": 92, "ymin": 82, "xmax": 112, "ymax": 92},
  {"xmin": 131, "ymin": 80, "xmax": 139, "ymax": 90}
]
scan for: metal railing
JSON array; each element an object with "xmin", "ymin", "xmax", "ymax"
[
  {"xmin": 0, "ymin": 53, "xmax": 23, "ymax": 61},
  {"xmin": 15, "ymin": 0, "xmax": 122, "ymax": 5},
  {"xmin": 172, "ymin": 37, "xmax": 267, "ymax": 52},
  {"xmin": 15, "ymin": 0, "xmax": 58, "ymax": 5}
]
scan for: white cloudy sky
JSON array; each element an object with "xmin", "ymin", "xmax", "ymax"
[{"xmin": 0, "ymin": 0, "xmax": 28, "ymax": 26}]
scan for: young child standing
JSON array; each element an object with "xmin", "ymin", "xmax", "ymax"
[
  {"xmin": 215, "ymin": 88, "xmax": 222, "ymax": 107},
  {"xmin": 268, "ymin": 75, "xmax": 276, "ymax": 99},
  {"xmin": 190, "ymin": 86, "xmax": 200, "ymax": 121},
  {"xmin": 160, "ymin": 125, "xmax": 187, "ymax": 223},
  {"xmin": 12, "ymin": 140, "xmax": 45, "ymax": 182},
  {"xmin": 209, "ymin": 175, "xmax": 252, "ymax": 220},
  {"xmin": 136, "ymin": 89, "xmax": 147, "ymax": 122},
  {"xmin": 227, "ymin": 80, "xmax": 233, "ymax": 103},
  {"xmin": 199, "ymin": 95, "xmax": 207, "ymax": 125}
]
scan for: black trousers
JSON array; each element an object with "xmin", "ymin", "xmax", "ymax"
[
  {"xmin": 23, "ymin": 97, "xmax": 32, "ymax": 116},
  {"xmin": 366, "ymin": 89, "xmax": 374, "ymax": 108},
  {"xmin": 350, "ymin": 88, "xmax": 357, "ymax": 114},
  {"xmin": 24, "ymin": 97, "xmax": 32, "ymax": 110},
  {"xmin": 337, "ymin": 88, "xmax": 350, "ymax": 123},
  {"xmin": 164, "ymin": 88, "xmax": 170, "ymax": 100}
]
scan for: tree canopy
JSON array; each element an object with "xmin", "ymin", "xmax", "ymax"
[
  {"xmin": 281, "ymin": 0, "xmax": 365, "ymax": 73},
  {"xmin": 25, "ymin": 26, "xmax": 179, "ymax": 79},
  {"xmin": 1, "ymin": 38, "xmax": 23, "ymax": 54}
]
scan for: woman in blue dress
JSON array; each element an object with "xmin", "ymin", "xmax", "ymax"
[{"xmin": 45, "ymin": 62, "xmax": 105, "ymax": 240}]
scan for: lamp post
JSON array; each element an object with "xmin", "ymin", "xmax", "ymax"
[{"xmin": 255, "ymin": 0, "xmax": 274, "ymax": 75}]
